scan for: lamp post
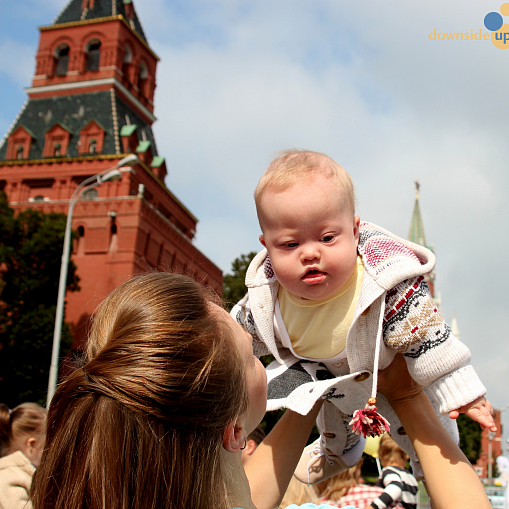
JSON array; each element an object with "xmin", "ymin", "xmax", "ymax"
[{"xmin": 46, "ymin": 154, "xmax": 138, "ymax": 407}]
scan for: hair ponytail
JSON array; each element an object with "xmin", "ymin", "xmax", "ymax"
[
  {"xmin": 0, "ymin": 403, "xmax": 12, "ymax": 456},
  {"xmin": 0, "ymin": 402, "xmax": 46, "ymax": 457},
  {"xmin": 32, "ymin": 272, "xmax": 248, "ymax": 509}
]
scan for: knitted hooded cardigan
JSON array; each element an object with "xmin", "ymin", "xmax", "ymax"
[{"xmin": 232, "ymin": 222, "xmax": 486, "ymax": 475}]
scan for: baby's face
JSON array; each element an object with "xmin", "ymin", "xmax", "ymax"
[{"xmin": 258, "ymin": 175, "xmax": 360, "ymax": 301}]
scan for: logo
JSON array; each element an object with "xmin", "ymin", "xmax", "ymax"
[
  {"xmin": 428, "ymin": 3, "xmax": 509, "ymax": 49},
  {"xmin": 484, "ymin": 3, "xmax": 509, "ymax": 48}
]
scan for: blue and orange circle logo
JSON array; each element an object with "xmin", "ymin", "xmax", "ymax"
[{"xmin": 484, "ymin": 3, "xmax": 509, "ymax": 48}]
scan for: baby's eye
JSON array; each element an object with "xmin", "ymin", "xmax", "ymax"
[
  {"xmin": 284, "ymin": 242, "xmax": 299, "ymax": 248},
  {"xmin": 320, "ymin": 235, "xmax": 334, "ymax": 243}
]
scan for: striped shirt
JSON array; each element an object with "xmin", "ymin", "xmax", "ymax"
[{"xmin": 371, "ymin": 466, "xmax": 418, "ymax": 509}]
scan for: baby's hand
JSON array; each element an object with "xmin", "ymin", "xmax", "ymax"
[{"xmin": 449, "ymin": 396, "xmax": 497, "ymax": 431}]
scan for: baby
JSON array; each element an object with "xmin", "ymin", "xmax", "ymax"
[{"xmin": 231, "ymin": 149, "xmax": 495, "ymax": 484}]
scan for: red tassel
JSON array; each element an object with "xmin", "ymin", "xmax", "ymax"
[{"xmin": 350, "ymin": 400, "xmax": 390, "ymax": 438}]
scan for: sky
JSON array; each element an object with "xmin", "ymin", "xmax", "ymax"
[{"xmin": 1, "ymin": 0, "xmax": 509, "ymax": 451}]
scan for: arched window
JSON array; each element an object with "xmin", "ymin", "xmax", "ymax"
[
  {"xmin": 137, "ymin": 61, "xmax": 148, "ymax": 94},
  {"xmin": 88, "ymin": 139, "xmax": 97, "ymax": 154},
  {"xmin": 83, "ymin": 188, "xmax": 98, "ymax": 201},
  {"xmin": 54, "ymin": 142, "xmax": 61, "ymax": 157},
  {"xmin": 33, "ymin": 195, "xmax": 45, "ymax": 203},
  {"xmin": 78, "ymin": 225, "xmax": 85, "ymax": 237},
  {"xmin": 55, "ymin": 45, "xmax": 70, "ymax": 76},
  {"xmin": 86, "ymin": 40, "xmax": 101, "ymax": 71},
  {"xmin": 122, "ymin": 45, "xmax": 133, "ymax": 79},
  {"xmin": 16, "ymin": 146, "xmax": 23, "ymax": 160}
]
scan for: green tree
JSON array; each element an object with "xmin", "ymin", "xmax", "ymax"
[
  {"xmin": 457, "ymin": 413, "xmax": 482, "ymax": 464},
  {"xmin": 222, "ymin": 251, "xmax": 257, "ymax": 310},
  {"xmin": 0, "ymin": 191, "xmax": 80, "ymax": 406}
]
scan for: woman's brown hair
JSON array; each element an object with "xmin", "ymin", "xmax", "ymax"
[
  {"xmin": 0, "ymin": 402, "xmax": 46, "ymax": 457},
  {"xmin": 31, "ymin": 272, "xmax": 248, "ymax": 509}
]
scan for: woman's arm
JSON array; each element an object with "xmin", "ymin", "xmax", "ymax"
[
  {"xmin": 245, "ymin": 402, "xmax": 323, "ymax": 509},
  {"xmin": 378, "ymin": 354, "xmax": 491, "ymax": 509}
]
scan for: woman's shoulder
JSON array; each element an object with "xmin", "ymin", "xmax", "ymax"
[
  {"xmin": 232, "ymin": 505, "xmax": 358, "ymax": 509},
  {"xmin": 285, "ymin": 504, "xmax": 357, "ymax": 509}
]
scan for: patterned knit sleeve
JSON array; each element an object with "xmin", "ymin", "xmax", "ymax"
[
  {"xmin": 382, "ymin": 276, "xmax": 486, "ymax": 414},
  {"xmin": 231, "ymin": 294, "xmax": 270, "ymax": 358}
]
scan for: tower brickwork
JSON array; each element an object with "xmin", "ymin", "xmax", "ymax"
[{"xmin": 0, "ymin": 0, "xmax": 222, "ymax": 349}]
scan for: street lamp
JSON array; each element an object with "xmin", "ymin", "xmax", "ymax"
[{"xmin": 46, "ymin": 154, "xmax": 138, "ymax": 407}]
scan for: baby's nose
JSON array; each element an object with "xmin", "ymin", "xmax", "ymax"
[{"xmin": 301, "ymin": 245, "xmax": 320, "ymax": 261}]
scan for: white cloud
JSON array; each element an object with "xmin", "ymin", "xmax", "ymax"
[{"xmin": 3, "ymin": 0, "xmax": 509, "ymax": 445}]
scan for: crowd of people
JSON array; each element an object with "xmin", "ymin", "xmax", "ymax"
[{"xmin": 0, "ymin": 150, "xmax": 495, "ymax": 509}]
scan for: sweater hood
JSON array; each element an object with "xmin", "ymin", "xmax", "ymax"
[{"xmin": 245, "ymin": 221, "xmax": 435, "ymax": 290}]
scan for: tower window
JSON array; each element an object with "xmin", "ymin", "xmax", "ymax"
[
  {"xmin": 88, "ymin": 138, "xmax": 97, "ymax": 153},
  {"xmin": 122, "ymin": 45, "xmax": 133, "ymax": 79},
  {"xmin": 83, "ymin": 188, "xmax": 98, "ymax": 201},
  {"xmin": 54, "ymin": 142, "xmax": 61, "ymax": 157},
  {"xmin": 78, "ymin": 226, "xmax": 85, "ymax": 237},
  {"xmin": 16, "ymin": 146, "xmax": 23, "ymax": 160},
  {"xmin": 86, "ymin": 41, "xmax": 101, "ymax": 71},
  {"xmin": 137, "ymin": 61, "xmax": 148, "ymax": 94},
  {"xmin": 55, "ymin": 45, "xmax": 70, "ymax": 76}
]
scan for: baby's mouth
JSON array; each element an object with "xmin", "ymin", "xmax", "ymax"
[{"xmin": 302, "ymin": 269, "xmax": 327, "ymax": 283}]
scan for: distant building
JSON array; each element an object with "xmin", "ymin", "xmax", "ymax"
[
  {"xmin": 474, "ymin": 411, "xmax": 503, "ymax": 480},
  {"xmin": 0, "ymin": 0, "xmax": 222, "ymax": 350},
  {"xmin": 407, "ymin": 180, "xmax": 438, "ymax": 306},
  {"xmin": 408, "ymin": 181, "xmax": 502, "ymax": 480}
]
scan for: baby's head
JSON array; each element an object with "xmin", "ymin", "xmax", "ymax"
[
  {"xmin": 254, "ymin": 150, "xmax": 356, "ymax": 219},
  {"xmin": 255, "ymin": 150, "xmax": 360, "ymax": 301}
]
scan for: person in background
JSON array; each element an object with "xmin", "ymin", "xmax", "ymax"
[
  {"xmin": 0, "ymin": 402, "xmax": 47, "ymax": 509},
  {"xmin": 316, "ymin": 459, "xmax": 390, "ymax": 509},
  {"xmin": 242, "ymin": 426, "xmax": 266, "ymax": 465},
  {"xmin": 367, "ymin": 434, "xmax": 417, "ymax": 509}
]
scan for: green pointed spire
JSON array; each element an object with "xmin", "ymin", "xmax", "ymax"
[{"xmin": 408, "ymin": 180, "xmax": 427, "ymax": 247}]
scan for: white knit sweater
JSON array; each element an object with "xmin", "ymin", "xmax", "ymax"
[{"xmin": 232, "ymin": 222, "xmax": 486, "ymax": 476}]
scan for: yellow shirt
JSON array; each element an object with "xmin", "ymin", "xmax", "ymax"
[{"xmin": 278, "ymin": 256, "xmax": 364, "ymax": 359}]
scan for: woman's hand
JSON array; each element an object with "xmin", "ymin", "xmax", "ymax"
[{"xmin": 377, "ymin": 353, "xmax": 422, "ymax": 406}]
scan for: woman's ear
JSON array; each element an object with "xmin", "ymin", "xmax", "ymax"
[{"xmin": 222, "ymin": 423, "xmax": 247, "ymax": 453}]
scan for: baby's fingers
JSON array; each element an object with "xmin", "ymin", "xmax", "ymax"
[
  {"xmin": 449, "ymin": 409, "xmax": 460, "ymax": 420},
  {"xmin": 469, "ymin": 409, "xmax": 497, "ymax": 431}
]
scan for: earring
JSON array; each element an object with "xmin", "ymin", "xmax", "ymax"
[{"xmin": 240, "ymin": 438, "xmax": 247, "ymax": 450}]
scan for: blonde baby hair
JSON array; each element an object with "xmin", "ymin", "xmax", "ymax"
[{"xmin": 254, "ymin": 149, "xmax": 356, "ymax": 228}]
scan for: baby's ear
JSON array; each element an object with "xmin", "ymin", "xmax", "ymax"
[
  {"xmin": 259, "ymin": 235, "xmax": 266, "ymax": 247},
  {"xmin": 353, "ymin": 216, "xmax": 360, "ymax": 245}
]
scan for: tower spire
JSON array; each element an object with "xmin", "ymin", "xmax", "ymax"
[
  {"xmin": 407, "ymin": 181, "xmax": 437, "ymax": 303},
  {"xmin": 408, "ymin": 179, "xmax": 427, "ymax": 248}
]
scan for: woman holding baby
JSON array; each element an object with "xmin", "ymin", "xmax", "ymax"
[{"xmin": 31, "ymin": 272, "xmax": 489, "ymax": 509}]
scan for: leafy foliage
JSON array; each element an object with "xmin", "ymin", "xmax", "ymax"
[
  {"xmin": 222, "ymin": 251, "xmax": 257, "ymax": 310},
  {"xmin": 457, "ymin": 413, "xmax": 482, "ymax": 464},
  {"xmin": 0, "ymin": 192, "xmax": 80, "ymax": 406}
]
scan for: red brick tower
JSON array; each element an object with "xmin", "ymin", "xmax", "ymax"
[{"xmin": 0, "ymin": 0, "xmax": 222, "ymax": 348}]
